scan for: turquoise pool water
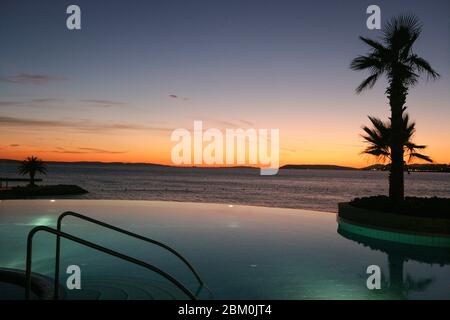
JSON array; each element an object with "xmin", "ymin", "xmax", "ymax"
[{"xmin": 0, "ymin": 199, "xmax": 449, "ymax": 300}]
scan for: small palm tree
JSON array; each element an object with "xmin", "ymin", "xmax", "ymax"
[
  {"xmin": 351, "ymin": 14, "xmax": 439, "ymax": 202},
  {"xmin": 361, "ymin": 113, "xmax": 432, "ymax": 172},
  {"xmin": 17, "ymin": 156, "xmax": 47, "ymax": 186}
]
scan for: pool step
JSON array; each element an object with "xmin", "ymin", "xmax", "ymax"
[
  {"xmin": 66, "ymin": 276, "xmax": 185, "ymax": 300},
  {"xmin": 0, "ymin": 267, "xmax": 66, "ymax": 300}
]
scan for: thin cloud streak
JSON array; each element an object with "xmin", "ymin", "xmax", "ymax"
[
  {"xmin": 0, "ymin": 98, "xmax": 127, "ymax": 109},
  {"xmin": 52, "ymin": 147, "xmax": 128, "ymax": 154},
  {"xmin": 0, "ymin": 98, "xmax": 64, "ymax": 108},
  {"xmin": 0, "ymin": 73, "xmax": 65, "ymax": 85},
  {"xmin": 0, "ymin": 101, "xmax": 22, "ymax": 107},
  {"xmin": 78, "ymin": 147, "xmax": 127, "ymax": 154},
  {"xmin": 168, "ymin": 94, "xmax": 189, "ymax": 101},
  {"xmin": 0, "ymin": 116, "xmax": 174, "ymax": 133},
  {"xmin": 206, "ymin": 118, "xmax": 256, "ymax": 128},
  {"xmin": 79, "ymin": 99, "xmax": 127, "ymax": 107}
]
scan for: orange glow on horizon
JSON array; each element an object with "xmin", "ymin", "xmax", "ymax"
[
  {"xmin": 1, "ymin": 138, "xmax": 449, "ymax": 168},
  {"xmin": 1, "ymin": 116, "xmax": 449, "ymax": 168}
]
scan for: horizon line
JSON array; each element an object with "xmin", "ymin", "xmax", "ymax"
[{"xmin": 1, "ymin": 157, "xmax": 448, "ymax": 170}]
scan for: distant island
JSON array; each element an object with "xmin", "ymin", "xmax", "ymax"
[
  {"xmin": 280, "ymin": 164, "xmax": 356, "ymax": 170},
  {"xmin": 0, "ymin": 158, "xmax": 170, "ymax": 168},
  {"xmin": 361, "ymin": 164, "xmax": 450, "ymax": 173},
  {"xmin": 1, "ymin": 159, "xmax": 449, "ymax": 172},
  {"xmin": 280, "ymin": 164, "xmax": 449, "ymax": 172}
]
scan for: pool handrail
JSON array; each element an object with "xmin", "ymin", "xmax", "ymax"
[
  {"xmin": 26, "ymin": 225, "xmax": 197, "ymax": 300},
  {"xmin": 54, "ymin": 211, "xmax": 204, "ymax": 299}
]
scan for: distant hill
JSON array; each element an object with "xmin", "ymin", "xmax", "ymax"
[
  {"xmin": 1, "ymin": 159, "xmax": 354, "ymax": 171},
  {"xmin": 2, "ymin": 158, "xmax": 447, "ymax": 172},
  {"xmin": 280, "ymin": 164, "xmax": 356, "ymax": 170},
  {"xmin": 0, "ymin": 159, "xmax": 20, "ymax": 164},
  {"xmin": 0, "ymin": 159, "xmax": 255, "ymax": 169},
  {"xmin": 0, "ymin": 159, "xmax": 170, "ymax": 167},
  {"xmin": 362, "ymin": 163, "xmax": 450, "ymax": 172}
]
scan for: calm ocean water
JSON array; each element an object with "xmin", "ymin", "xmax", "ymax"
[{"xmin": 1, "ymin": 162, "xmax": 449, "ymax": 212}]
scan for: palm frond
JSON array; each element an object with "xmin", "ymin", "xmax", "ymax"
[
  {"xmin": 408, "ymin": 54, "xmax": 440, "ymax": 80},
  {"xmin": 355, "ymin": 73, "xmax": 380, "ymax": 93},
  {"xmin": 408, "ymin": 152, "xmax": 432, "ymax": 163},
  {"xmin": 383, "ymin": 14, "xmax": 422, "ymax": 48},
  {"xmin": 405, "ymin": 142, "xmax": 426, "ymax": 150},
  {"xmin": 361, "ymin": 113, "xmax": 432, "ymax": 165},
  {"xmin": 359, "ymin": 36, "xmax": 387, "ymax": 53},
  {"xmin": 350, "ymin": 54, "xmax": 384, "ymax": 71},
  {"xmin": 361, "ymin": 116, "xmax": 391, "ymax": 162}
]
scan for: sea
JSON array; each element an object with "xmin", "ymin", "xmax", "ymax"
[{"xmin": 1, "ymin": 161, "xmax": 449, "ymax": 213}]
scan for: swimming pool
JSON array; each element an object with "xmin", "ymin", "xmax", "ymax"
[{"xmin": 0, "ymin": 199, "xmax": 449, "ymax": 300}]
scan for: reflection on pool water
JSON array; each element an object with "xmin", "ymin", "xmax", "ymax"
[{"xmin": 0, "ymin": 200, "xmax": 449, "ymax": 300}]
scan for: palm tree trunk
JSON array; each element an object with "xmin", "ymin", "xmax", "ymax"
[
  {"xmin": 387, "ymin": 77, "xmax": 406, "ymax": 203},
  {"xmin": 389, "ymin": 110, "xmax": 404, "ymax": 203},
  {"xmin": 30, "ymin": 172, "xmax": 35, "ymax": 186},
  {"xmin": 388, "ymin": 253, "xmax": 405, "ymax": 296}
]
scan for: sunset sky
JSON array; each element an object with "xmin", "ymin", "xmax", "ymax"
[{"xmin": 1, "ymin": 0, "xmax": 449, "ymax": 167}]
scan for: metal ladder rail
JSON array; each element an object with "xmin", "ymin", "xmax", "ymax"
[
  {"xmin": 54, "ymin": 211, "xmax": 204, "ymax": 299},
  {"xmin": 26, "ymin": 225, "xmax": 197, "ymax": 300}
]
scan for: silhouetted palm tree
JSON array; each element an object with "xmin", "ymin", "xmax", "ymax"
[
  {"xmin": 17, "ymin": 156, "xmax": 47, "ymax": 186},
  {"xmin": 361, "ymin": 113, "xmax": 432, "ymax": 171},
  {"xmin": 351, "ymin": 14, "xmax": 439, "ymax": 203}
]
